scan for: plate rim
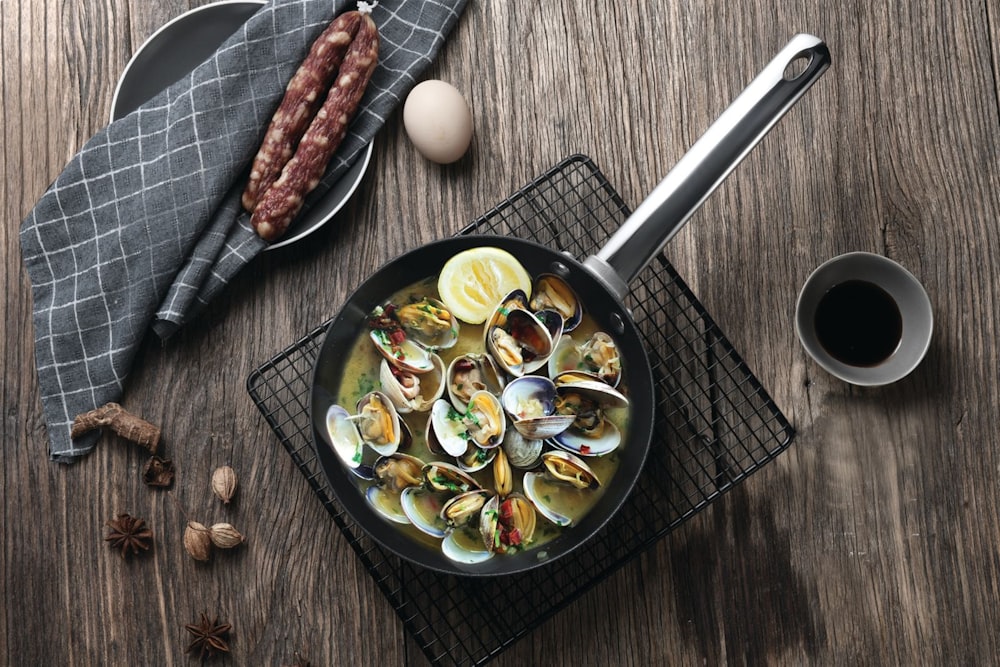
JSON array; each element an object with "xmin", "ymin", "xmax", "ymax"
[{"xmin": 108, "ymin": 0, "xmax": 373, "ymax": 252}]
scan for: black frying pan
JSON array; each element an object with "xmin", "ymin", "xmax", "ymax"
[{"xmin": 310, "ymin": 35, "xmax": 830, "ymax": 576}]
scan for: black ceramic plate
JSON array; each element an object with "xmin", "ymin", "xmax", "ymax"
[{"xmin": 110, "ymin": 0, "xmax": 373, "ymax": 251}]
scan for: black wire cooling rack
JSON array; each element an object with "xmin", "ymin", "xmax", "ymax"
[{"xmin": 246, "ymin": 154, "xmax": 794, "ymax": 666}]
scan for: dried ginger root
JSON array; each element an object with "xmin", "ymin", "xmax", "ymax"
[{"xmin": 71, "ymin": 402, "xmax": 160, "ymax": 453}]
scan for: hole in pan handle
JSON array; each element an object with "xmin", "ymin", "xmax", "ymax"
[{"xmin": 583, "ymin": 34, "xmax": 832, "ymax": 300}]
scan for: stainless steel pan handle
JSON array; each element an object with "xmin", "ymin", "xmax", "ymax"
[{"xmin": 583, "ymin": 34, "xmax": 831, "ymax": 299}]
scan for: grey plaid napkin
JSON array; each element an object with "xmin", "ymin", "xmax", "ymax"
[{"xmin": 20, "ymin": 0, "xmax": 468, "ymax": 462}]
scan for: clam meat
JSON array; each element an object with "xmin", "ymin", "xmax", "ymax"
[
  {"xmin": 447, "ymin": 353, "xmax": 504, "ymax": 413},
  {"xmin": 529, "ymin": 274, "xmax": 582, "ymax": 331},
  {"xmin": 394, "ymin": 297, "xmax": 460, "ymax": 350},
  {"xmin": 380, "ymin": 354, "xmax": 445, "ymax": 414}
]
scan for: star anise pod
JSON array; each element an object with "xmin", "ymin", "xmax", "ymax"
[
  {"xmin": 105, "ymin": 513, "xmax": 153, "ymax": 558},
  {"xmin": 185, "ymin": 612, "xmax": 231, "ymax": 661}
]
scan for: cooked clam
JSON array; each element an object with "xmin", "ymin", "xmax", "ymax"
[
  {"xmin": 533, "ymin": 308, "xmax": 565, "ymax": 351},
  {"xmin": 484, "ymin": 290, "xmax": 530, "ymax": 332},
  {"xmin": 354, "ymin": 391, "xmax": 402, "ymax": 456},
  {"xmin": 395, "ymin": 297, "xmax": 460, "ymax": 350},
  {"xmin": 379, "ymin": 354, "xmax": 445, "ymax": 414},
  {"xmin": 464, "ymin": 390, "xmax": 506, "ymax": 449},
  {"xmin": 547, "ymin": 332, "xmax": 622, "ymax": 387},
  {"xmin": 554, "ymin": 391, "xmax": 605, "ymax": 436},
  {"xmin": 373, "ymin": 453, "xmax": 426, "ymax": 493},
  {"xmin": 422, "ymin": 461, "xmax": 481, "ymax": 495},
  {"xmin": 541, "ymin": 450, "xmax": 601, "ymax": 489},
  {"xmin": 364, "ymin": 443, "xmax": 425, "ymax": 524},
  {"xmin": 522, "ymin": 454, "xmax": 601, "ymax": 528},
  {"xmin": 577, "ymin": 332, "xmax": 621, "ymax": 386},
  {"xmin": 500, "ymin": 376, "xmax": 575, "ymax": 440},
  {"xmin": 521, "ymin": 473, "xmax": 572, "ymax": 527},
  {"xmin": 369, "ymin": 328, "xmax": 436, "ymax": 374},
  {"xmin": 551, "ymin": 420, "xmax": 621, "ymax": 457},
  {"xmin": 553, "ymin": 371, "xmax": 630, "ymax": 409},
  {"xmin": 530, "ymin": 274, "xmax": 582, "ymax": 332},
  {"xmin": 480, "ymin": 492, "xmax": 536, "ymax": 554},
  {"xmin": 493, "ymin": 448, "xmax": 513, "ymax": 497},
  {"xmin": 455, "ymin": 443, "xmax": 496, "ymax": 473},
  {"xmin": 485, "ymin": 309, "xmax": 555, "ymax": 377},
  {"xmin": 446, "ymin": 353, "xmax": 505, "ymax": 413},
  {"xmin": 441, "ymin": 489, "xmax": 491, "ymax": 529}
]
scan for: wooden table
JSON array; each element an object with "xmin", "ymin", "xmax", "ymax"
[{"xmin": 4, "ymin": 1, "xmax": 999, "ymax": 664}]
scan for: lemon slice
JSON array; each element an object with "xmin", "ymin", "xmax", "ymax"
[{"xmin": 437, "ymin": 247, "xmax": 532, "ymax": 324}]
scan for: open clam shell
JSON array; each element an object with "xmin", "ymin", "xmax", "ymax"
[
  {"xmin": 485, "ymin": 308, "xmax": 555, "ymax": 377},
  {"xmin": 369, "ymin": 329, "xmax": 437, "ymax": 375},
  {"xmin": 522, "ymin": 472, "xmax": 572, "ymax": 527},
  {"xmin": 533, "ymin": 308, "xmax": 565, "ymax": 351},
  {"xmin": 354, "ymin": 391, "xmax": 402, "ymax": 456},
  {"xmin": 373, "ymin": 453, "xmax": 426, "ymax": 493},
  {"xmin": 500, "ymin": 376, "xmax": 575, "ymax": 440},
  {"xmin": 394, "ymin": 297, "xmax": 460, "ymax": 351},
  {"xmin": 455, "ymin": 444, "xmax": 497, "ymax": 473},
  {"xmin": 553, "ymin": 371, "xmax": 630, "ymax": 409},
  {"xmin": 422, "ymin": 461, "xmax": 481, "ymax": 495},
  {"xmin": 446, "ymin": 353, "xmax": 505, "ymax": 414},
  {"xmin": 576, "ymin": 332, "xmax": 622, "ymax": 386},
  {"xmin": 529, "ymin": 274, "xmax": 582, "ymax": 332},
  {"xmin": 540, "ymin": 450, "xmax": 602, "ymax": 489},
  {"xmin": 429, "ymin": 399, "xmax": 470, "ymax": 457},
  {"xmin": 380, "ymin": 354, "xmax": 445, "ymax": 414},
  {"xmin": 548, "ymin": 333, "xmax": 622, "ymax": 387},
  {"xmin": 464, "ymin": 390, "xmax": 507, "ymax": 449},
  {"xmin": 366, "ymin": 486, "xmax": 411, "ymax": 524},
  {"xmin": 480, "ymin": 492, "xmax": 537, "ymax": 554},
  {"xmin": 441, "ymin": 489, "xmax": 491, "ymax": 530},
  {"xmin": 400, "ymin": 487, "xmax": 449, "ymax": 538},
  {"xmin": 483, "ymin": 289, "xmax": 530, "ymax": 333},
  {"xmin": 441, "ymin": 526, "xmax": 494, "ymax": 564},
  {"xmin": 550, "ymin": 420, "xmax": 621, "ymax": 456},
  {"xmin": 323, "ymin": 405, "xmax": 364, "ymax": 469}
]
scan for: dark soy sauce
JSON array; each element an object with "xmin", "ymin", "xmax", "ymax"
[{"xmin": 814, "ymin": 280, "xmax": 902, "ymax": 366}]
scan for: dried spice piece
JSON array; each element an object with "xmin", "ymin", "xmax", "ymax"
[
  {"xmin": 105, "ymin": 513, "xmax": 153, "ymax": 559},
  {"xmin": 183, "ymin": 522, "xmax": 213, "ymax": 562},
  {"xmin": 210, "ymin": 466, "xmax": 238, "ymax": 505},
  {"xmin": 184, "ymin": 611, "xmax": 231, "ymax": 660},
  {"xmin": 72, "ymin": 402, "xmax": 160, "ymax": 453},
  {"xmin": 209, "ymin": 523, "xmax": 245, "ymax": 549},
  {"xmin": 142, "ymin": 456, "xmax": 175, "ymax": 488}
]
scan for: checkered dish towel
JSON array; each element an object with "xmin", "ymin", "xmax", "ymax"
[{"xmin": 20, "ymin": 0, "xmax": 468, "ymax": 462}]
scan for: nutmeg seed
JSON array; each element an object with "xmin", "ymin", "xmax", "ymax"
[
  {"xmin": 183, "ymin": 521, "xmax": 212, "ymax": 561},
  {"xmin": 209, "ymin": 523, "xmax": 245, "ymax": 549},
  {"xmin": 211, "ymin": 465, "xmax": 238, "ymax": 505}
]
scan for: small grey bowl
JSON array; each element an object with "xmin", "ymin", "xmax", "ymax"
[{"xmin": 795, "ymin": 252, "xmax": 933, "ymax": 386}]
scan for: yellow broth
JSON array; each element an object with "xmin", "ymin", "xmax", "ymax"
[{"xmin": 332, "ymin": 276, "xmax": 628, "ymax": 555}]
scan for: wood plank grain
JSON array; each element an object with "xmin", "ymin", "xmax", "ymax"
[{"xmin": 4, "ymin": 0, "xmax": 1000, "ymax": 663}]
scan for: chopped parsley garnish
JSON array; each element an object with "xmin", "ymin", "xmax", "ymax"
[{"xmin": 357, "ymin": 374, "xmax": 376, "ymax": 395}]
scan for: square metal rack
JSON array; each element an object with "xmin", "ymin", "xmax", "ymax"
[{"xmin": 246, "ymin": 154, "xmax": 794, "ymax": 666}]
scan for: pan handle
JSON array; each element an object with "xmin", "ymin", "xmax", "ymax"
[{"xmin": 583, "ymin": 34, "xmax": 831, "ymax": 300}]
